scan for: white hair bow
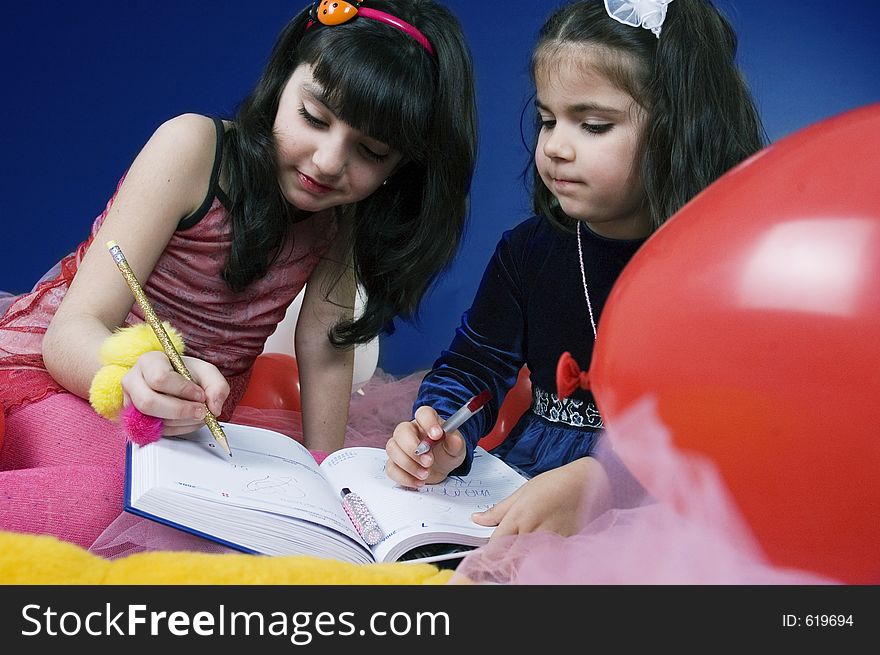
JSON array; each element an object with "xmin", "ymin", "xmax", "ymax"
[{"xmin": 604, "ymin": 0, "xmax": 674, "ymax": 38}]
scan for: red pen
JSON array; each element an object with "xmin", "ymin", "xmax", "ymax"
[{"xmin": 413, "ymin": 390, "xmax": 492, "ymax": 456}]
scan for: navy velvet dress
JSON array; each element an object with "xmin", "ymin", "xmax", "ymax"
[{"xmin": 415, "ymin": 215, "xmax": 645, "ymax": 477}]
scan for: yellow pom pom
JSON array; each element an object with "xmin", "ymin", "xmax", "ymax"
[
  {"xmin": 88, "ymin": 364, "xmax": 128, "ymax": 419},
  {"xmin": 99, "ymin": 322, "xmax": 185, "ymax": 367},
  {"xmin": 89, "ymin": 321, "xmax": 187, "ymax": 420}
]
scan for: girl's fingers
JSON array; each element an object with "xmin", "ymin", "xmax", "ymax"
[
  {"xmin": 133, "ymin": 393, "xmax": 208, "ymax": 422},
  {"xmin": 183, "ymin": 357, "xmax": 230, "ymax": 415},
  {"xmin": 162, "ymin": 416, "xmax": 206, "ymax": 428},
  {"xmin": 413, "ymin": 405, "xmax": 445, "ymax": 446},
  {"xmin": 122, "ymin": 372, "xmax": 209, "ymax": 422},
  {"xmin": 162, "ymin": 421, "xmax": 206, "ymax": 437},
  {"xmin": 122, "ymin": 352, "xmax": 232, "ymax": 419},
  {"xmin": 385, "ymin": 432, "xmax": 430, "ymax": 488},
  {"xmin": 132, "ymin": 352, "xmax": 205, "ymax": 402},
  {"xmin": 473, "ymin": 489, "xmax": 514, "ymax": 527},
  {"xmin": 390, "ymin": 419, "xmax": 428, "ymax": 462}
]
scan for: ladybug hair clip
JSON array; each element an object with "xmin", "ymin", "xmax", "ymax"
[
  {"xmin": 306, "ymin": 1, "xmax": 435, "ymax": 55},
  {"xmin": 310, "ymin": 0, "xmax": 362, "ymax": 26}
]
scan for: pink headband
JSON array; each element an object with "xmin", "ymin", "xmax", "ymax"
[{"xmin": 307, "ymin": 1, "xmax": 435, "ymax": 56}]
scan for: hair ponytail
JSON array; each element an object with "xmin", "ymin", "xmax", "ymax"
[{"xmin": 642, "ymin": 0, "xmax": 765, "ymax": 227}]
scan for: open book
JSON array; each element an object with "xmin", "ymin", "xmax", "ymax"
[{"xmin": 125, "ymin": 422, "xmax": 528, "ymax": 564}]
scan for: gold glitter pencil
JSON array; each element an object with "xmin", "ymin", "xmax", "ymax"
[{"xmin": 106, "ymin": 240, "xmax": 232, "ymax": 457}]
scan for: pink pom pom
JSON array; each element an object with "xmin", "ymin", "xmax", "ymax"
[{"xmin": 121, "ymin": 404, "xmax": 164, "ymax": 446}]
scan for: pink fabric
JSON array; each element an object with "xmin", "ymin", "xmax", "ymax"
[
  {"xmin": 451, "ymin": 398, "xmax": 841, "ymax": 585},
  {"xmin": 0, "ymin": 394, "xmax": 127, "ymax": 548},
  {"xmin": 0, "ymin": 465, "xmax": 125, "ymax": 549},
  {"xmin": 0, "ymin": 393, "xmax": 126, "ymax": 471}
]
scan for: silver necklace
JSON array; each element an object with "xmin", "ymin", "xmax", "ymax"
[{"xmin": 576, "ymin": 222, "xmax": 598, "ymax": 339}]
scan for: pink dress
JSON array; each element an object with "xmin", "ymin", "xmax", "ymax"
[{"xmin": 0, "ymin": 145, "xmax": 341, "ymax": 547}]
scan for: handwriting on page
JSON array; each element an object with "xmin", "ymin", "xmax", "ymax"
[
  {"xmin": 245, "ymin": 475, "xmax": 306, "ymax": 499},
  {"xmin": 403, "ymin": 479, "xmax": 496, "ymax": 513},
  {"xmin": 323, "ymin": 449, "xmax": 387, "ymax": 480},
  {"xmin": 417, "ymin": 477, "xmax": 491, "ymax": 499},
  {"xmin": 320, "ymin": 447, "xmax": 526, "ymax": 523}
]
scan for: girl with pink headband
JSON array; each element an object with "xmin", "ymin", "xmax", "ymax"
[{"xmin": 0, "ymin": 0, "xmax": 476, "ymax": 549}]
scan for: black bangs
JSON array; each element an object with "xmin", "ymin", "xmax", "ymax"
[{"xmin": 301, "ymin": 26, "xmax": 436, "ymax": 162}]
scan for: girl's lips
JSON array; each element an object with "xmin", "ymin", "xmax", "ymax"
[{"xmin": 298, "ymin": 171, "xmax": 333, "ymax": 194}]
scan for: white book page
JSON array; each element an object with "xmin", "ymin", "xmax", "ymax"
[
  {"xmin": 319, "ymin": 447, "xmax": 527, "ymax": 561},
  {"xmin": 132, "ymin": 423, "xmax": 360, "ymax": 541}
]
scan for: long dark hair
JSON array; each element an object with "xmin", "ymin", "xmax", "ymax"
[
  {"xmin": 222, "ymin": 0, "xmax": 477, "ymax": 346},
  {"xmin": 531, "ymin": 0, "xmax": 765, "ymax": 231}
]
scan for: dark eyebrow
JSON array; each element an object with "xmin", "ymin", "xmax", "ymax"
[
  {"xmin": 535, "ymin": 100, "xmax": 625, "ymax": 116},
  {"xmin": 301, "ymin": 81, "xmax": 392, "ymax": 151},
  {"xmin": 302, "ymin": 82, "xmax": 339, "ymax": 116}
]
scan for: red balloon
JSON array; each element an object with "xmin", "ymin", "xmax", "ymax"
[
  {"xmin": 239, "ymin": 353, "xmax": 301, "ymax": 412},
  {"xmin": 591, "ymin": 104, "xmax": 880, "ymax": 583},
  {"xmin": 479, "ymin": 366, "xmax": 532, "ymax": 451}
]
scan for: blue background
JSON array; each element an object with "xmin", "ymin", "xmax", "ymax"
[{"xmin": 2, "ymin": 1, "xmax": 878, "ymax": 376}]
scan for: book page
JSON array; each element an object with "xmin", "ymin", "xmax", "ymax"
[
  {"xmin": 319, "ymin": 447, "xmax": 527, "ymax": 562},
  {"xmin": 130, "ymin": 423, "xmax": 360, "ymax": 542}
]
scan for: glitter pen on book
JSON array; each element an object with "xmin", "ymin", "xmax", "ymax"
[
  {"xmin": 106, "ymin": 240, "xmax": 232, "ymax": 457},
  {"xmin": 340, "ymin": 487, "xmax": 383, "ymax": 545},
  {"xmin": 414, "ymin": 390, "xmax": 492, "ymax": 456}
]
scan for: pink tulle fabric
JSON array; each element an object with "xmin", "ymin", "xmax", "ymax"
[
  {"xmin": 451, "ymin": 398, "xmax": 840, "ymax": 584},
  {"xmin": 87, "ymin": 369, "xmax": 426, "ymax": 558},
  {"xmin": 0, "ymin": 291, "xmax": 15, "ymax": 317}
]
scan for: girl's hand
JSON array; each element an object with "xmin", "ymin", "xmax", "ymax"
[
  {"xmin": 385, "ymin": 405, "xmax": 467, "ymax": 487},
  {"xmin": 472, "ymin": 456, "xmax": 612, "ymax": 541},
  {"xmin": 120, "ymin": 351, "xmax": 230, "ymax": 436}
]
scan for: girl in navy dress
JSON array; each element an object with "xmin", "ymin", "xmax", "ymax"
[{"xmin": 385, "ymin": 0, "xmax": 765, "ymax": 540}]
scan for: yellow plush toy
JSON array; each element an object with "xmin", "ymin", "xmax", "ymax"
[{"xmin": 0, "ymin": 531, "xmax": 454, "ymax": 584}]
